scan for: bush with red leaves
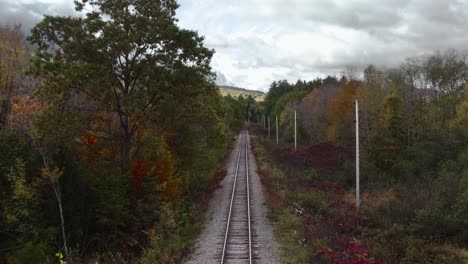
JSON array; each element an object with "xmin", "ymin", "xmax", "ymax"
[
  {"xmin": 299, "ymin": 179, "xmax": 383, "ymax": 263},
  {"xmin": 273, "ymin": 142, "xmax": 352, "ymax": 173},
  {"xmin": 318, "ymin": 238, "xmax": 384, "ymax": 264}
]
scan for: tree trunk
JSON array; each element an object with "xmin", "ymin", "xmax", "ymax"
[
  {"xmin": 54, "ymin": 183, "xmax": 70, "ymax": 260},
  {"xmin": 0, "ymin": 73, "xmax": 13, "ymax": 128},
  {"xmin": 38, "ymin": 150, "xmax": 70, "ymax": 260},
  {"xmin": 121, "ymin": 135, "xmax": 131, "ymax": 173},
  {"xmin": 120, "ymin": 115, "xmax": 131, "ymax": 173}
]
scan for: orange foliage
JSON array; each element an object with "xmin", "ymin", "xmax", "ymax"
[
  {"xmin": 163, "ymin": 130, "xmax": 176, "ymax": 149},
  {"xmin": 130, "ymin": 146, "xmax": 181, "ymax": 201},
  {"xmin": 327, "ymin": 81, "xmax": 361, "ymax": 144},
  {"xmin": 154, "ymin": 152, "xmax": 175, "ymax": 182},
  {"xmin": 161, "ymin": 178, "xmax": 182, "ymax": 201},
  {"xmin": 85, "ymin": 134, "xmax": 96, "ymax": 145},
  {"xmin": 8, "ymin": 95, "xmax": 45, "ymax": 131}
]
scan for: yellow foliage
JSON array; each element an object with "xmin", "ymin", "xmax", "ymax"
[
  {"xmin": 41, "ymin": 166, "xmax": 64, "ymax": 184},
  {"xmin": 154, "ymin": 151, "xmax": 175, "ymax": 183},
  {"xmin": 451, "ymin": 89, "xmax": 468, "ymax": 127},
  {"xmin": 153, "ymin": 149, "xmax": 181, "ymax": 201},
  {"xmin": 8, "ymin": 95, "xmax": 45, "ymax": 131},
  {"xmin": 327, "ymin": 81, "xmax": 361, "ymax": 144}
]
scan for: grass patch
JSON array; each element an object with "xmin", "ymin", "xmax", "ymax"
[{"xmin": 251, "ymin": 133, "xmax": 310, "ymax": 263}]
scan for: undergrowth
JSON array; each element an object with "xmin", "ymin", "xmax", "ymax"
[{"xmin": 251, "ymin": 127, "xmax": 467, "ymax": 264}]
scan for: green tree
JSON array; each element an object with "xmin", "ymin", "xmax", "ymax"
[
  {"xmin": 223, "ymin": 95, "xmax": 246, "ymax": 133},
  {"xmin": 371, "ymin": 94, "xmax": 405, "ymax": 169},
  {"xmin": 29, "ymin": 0, "xmax": 214, "ymax": 173},
  {"xmin": 358, "ymin": 65, "xmax": 389, "ymax": 149},
  {"xmin": 2, "ymin": 158, "xmax": 42, "ymax": 240},
  {"xmin": 271, "ymin": 90, "xmax": 308, "ymax": 116},
  {"xmin": 263, "ymin": 80, "xmax": 293, "ymax": 115}
]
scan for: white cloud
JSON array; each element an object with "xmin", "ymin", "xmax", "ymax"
[
  {"xmin": 177, "ymin": 0, "xmax": 468, "ymax": 91},
  {"xmin": 0, "ymin": 0, "xmax": 75, "ymax": 31},
  {"xmin": 1, "ymin": 0, "xmax": 467, "ymax": 92}
]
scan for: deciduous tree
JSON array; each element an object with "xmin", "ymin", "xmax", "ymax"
[
  {"xmin": 29, "ymin": 0, "xmax": 214, "ymax": 173},
  {"xmin": 0, "ymin": 25, "xmax": 32, "ymax": 128}
]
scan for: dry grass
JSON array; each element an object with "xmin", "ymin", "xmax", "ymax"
[{"xmin": 218, "ymin": 86, "xmax": 265, "ymax": 101}]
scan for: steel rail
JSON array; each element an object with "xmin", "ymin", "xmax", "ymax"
[
  {"xmin": 220, "ymin": 129, "xmax": 253, "ymax": 263},
  {"xmin": 220, "ymin": 131, "xmax": 243, "ymax": 264},
  {"xmin": 246, "ymin": 130, "xmax": 252, "ymax": 264}
]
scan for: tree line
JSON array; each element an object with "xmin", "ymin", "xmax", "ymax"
[
  {"xmin": 251, "ymin": 50, "xmax": 467, "ymax": 261},
  {"xmin": 0, "ymin": 0, "xmax": 252, "ymax": 262}
]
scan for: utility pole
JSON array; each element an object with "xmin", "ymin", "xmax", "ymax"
[
  {"xmin": 276, "ymin": 115, "xmax": 278, "ymax": 144},
  {"xmin": 268, "ymin": 116, "xmax": 270, "ymax": 138},
  {"xmin": 294, "ymin": 110, "xmax": 297, "ymax": 150},
  {"xmin": 355, "ymin": 99, "xmax": 360, "ymax": 210}
]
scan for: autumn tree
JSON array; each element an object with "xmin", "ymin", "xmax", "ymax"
[
  {"xmin": 300, "ymin": 82, "xmax": 341, "ymax": 143},
  {"xmin": 2, "ymin": 158, "xmax": 42, "ymax": 242},
  {"xmin": 29, "ymin": 0, "xmax": 214, "ymax": 173},
  {"xmin": 326, "ymin": 80, "xmax": 361, "ymax": 146},
  {"xmin": 370, "ymin": 93, "xmax": 405, "ymax": 169},
  {"xmin": 0, "ymin": 25, "xmax": 33, "ymax": 128},
  {"xmin": 381, "ymin": 52, "xmax": 467, "ymax": 158},
  {"xmin": 357, "ymin": 65, "xmax": 390, "ymax": 148}
]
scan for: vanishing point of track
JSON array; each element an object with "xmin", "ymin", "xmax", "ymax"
[{"xmin": 220, "ymin": 129, "xmax": 255, "ymax": 263}]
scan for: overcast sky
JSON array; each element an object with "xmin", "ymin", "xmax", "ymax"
[{"xmin": 1, "ymin": 0, "xmax": 467, "ymax": 91}]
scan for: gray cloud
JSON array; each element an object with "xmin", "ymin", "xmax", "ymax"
[
  {"xmin": 178, "ymin": 0, "xmax": 468, "ymax": 91},
  {"xmin": 1, "ymin": 0, "xmax": 467, "ymax": 91},
  {"xmin": 0, "ymin": 0, "xmax": 76, "ymax": 33}
]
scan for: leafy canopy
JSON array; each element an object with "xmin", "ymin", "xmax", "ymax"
[{"xmin": 29, "ymin": 0, "xmax": 214, "ymax": 171}]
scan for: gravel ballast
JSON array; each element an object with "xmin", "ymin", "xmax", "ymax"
[{"xmin": 185, "ymin": 131, "xmax": 280, "ymax": 263}]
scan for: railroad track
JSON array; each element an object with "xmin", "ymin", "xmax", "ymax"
[{"xmin": 219, "ymin": 129, "xmax": 257, "ymax": 263}]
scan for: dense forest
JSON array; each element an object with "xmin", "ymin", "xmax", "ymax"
[
  {"xmin": 250, "ymin": 51, "xmax": 467, "ymax": 262},
  {"xmin": 0, "ymin": 0, "xmax": 467, "ymax": 263},
  {"xmin": 0, "ymin": 1, "xmax": 254, "ymax": 263}
]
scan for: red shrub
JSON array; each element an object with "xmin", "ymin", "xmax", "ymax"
[
  {"xmin": 318, "ymin": 238, "xmax": 383, "ymax": 264},
  {"xmin": 131, "ymin": 160, "xmax": 150, "ymax": 197},
  {"xmin": 273, "ymin": 142, "xmax": 352, "ymax": 173}
]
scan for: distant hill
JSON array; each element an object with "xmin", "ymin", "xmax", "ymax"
[{"xmin": 218, "ymin": 86, "xmax": 265, "ymax": 101}]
